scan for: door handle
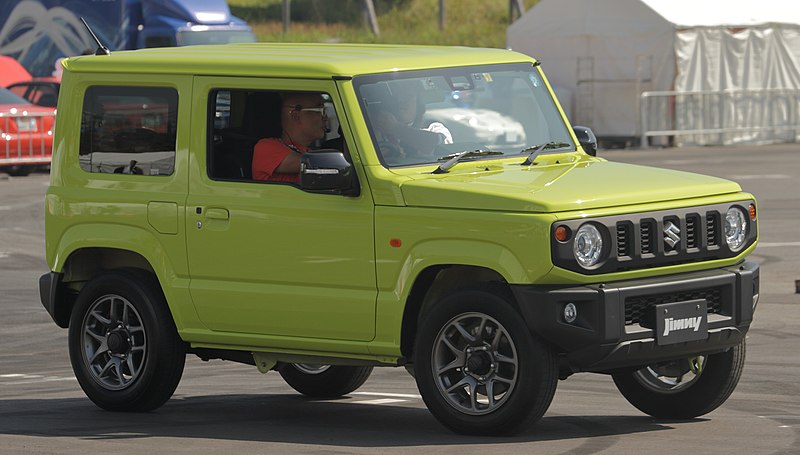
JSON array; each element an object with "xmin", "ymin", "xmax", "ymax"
[{"xmin": 205, "ymin": 208, "xmax": 230, "ymax": 220}]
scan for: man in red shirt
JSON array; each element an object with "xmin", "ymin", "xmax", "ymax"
[{"xmin": 252, "ymin": 92, "xmax": 328, "ymax": 183}]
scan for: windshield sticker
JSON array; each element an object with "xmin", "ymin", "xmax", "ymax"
[{"xmin": 529, "ymin": 74, "xmax": 540, "ymax": 87}]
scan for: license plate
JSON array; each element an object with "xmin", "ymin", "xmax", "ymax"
[{"xmin": 655, "ymin": 299, "xmax": 708, "ymax": 345}]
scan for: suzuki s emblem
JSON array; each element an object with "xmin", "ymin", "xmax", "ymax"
[{"xmin": 664, "ymin": 221, "xmax": 681, "ymax": 248}]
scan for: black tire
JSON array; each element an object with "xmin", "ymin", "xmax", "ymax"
[
  {"xmin": 4, "ymin": 165, "xmax": 33, "ymax": 177},
  {"xmin": 413, "ymin": 287, "xmax": 558, "ymax": 436},
  {"xmin": 612, "ymin": 341, "xmax": 746, "ymax": 419},
  {"xmin": 278, "ymin": 364, "xmax": 373, "ymax": 398},
  {"xmin": 68, "ymin": 269, "xmax": 186, "ymax": 412}
]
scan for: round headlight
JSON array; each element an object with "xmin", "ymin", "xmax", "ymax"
[
  {"xmin": 724, "ymin": 207, "xmax": 748, "ymax": 252},
  {"xmin": 573, "ymin": 223, "xmax": 604, "ymax": 268}
]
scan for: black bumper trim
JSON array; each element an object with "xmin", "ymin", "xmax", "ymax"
[
  {"xmin": 511, "ymin": 261, "xmax": 759, "ymax": 373},
  {"xmin": 39, "ymin": 272, "xmax": 69, "ymax": 328}
]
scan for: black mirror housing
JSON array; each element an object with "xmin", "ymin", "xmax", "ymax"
[
  {"xmin": 573, "ymin": 126, "xmax": 597, "ymax": 156},
  {"xmin": 300, "ymin": 149, "xmax": 359, "ymax": 196}
]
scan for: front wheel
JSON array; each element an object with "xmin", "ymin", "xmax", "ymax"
[
  {"xmin": 413, "ymin": 288, "xmax": 558, "ymax": 436},
  {"xmin": 278, "ymin": 364, "xmax": 373, "ymax": 398},
  {"xmin": 68, "ymin": 269, "xmax": 186, "ymax": 411},
  {"xmin": 612, "ymin": 341, "xmax": 746, "ymax": 419}
]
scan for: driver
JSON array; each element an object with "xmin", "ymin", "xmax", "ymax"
[{"xmin": 371, "ymin": 81, "xmax": 452, "ymax": 164}]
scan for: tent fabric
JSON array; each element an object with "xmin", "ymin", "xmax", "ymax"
[
  {"xmin": 641, "ymin": 0, "xmax": 800, "ymax": 28},
  {"xmin": 507, "ymin": 0, "xmax": 800, "ymax": 146}
]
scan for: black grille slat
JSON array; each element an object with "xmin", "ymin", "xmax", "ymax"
[
  {"xmin": 624, "ymin": 288, "xmax": 722, "ymax": 325},
  {"xmin": 686, "ymin": 214, "xmax": 698, "ymax": 249},
  {"xmin": 707, "ymin": 212, "xmax": 719, "ymax": 246},
  {"xmin": 616, "ymin": 222, "xmax": 631, "ymax": 257},
  {"xmin": 640, "ymin": 221, "xmax": 654, "ymax": 255}
]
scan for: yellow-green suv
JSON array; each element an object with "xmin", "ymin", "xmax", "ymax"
[{"xmin": 39, "ymin": 43, "xmax": 759, "ymax": 436}]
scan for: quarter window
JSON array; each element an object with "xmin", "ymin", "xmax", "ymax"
[{"xmin": 79, "ymin": 86, "xmax": 178, "ymax": 176}]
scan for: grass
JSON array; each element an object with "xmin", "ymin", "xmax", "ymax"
[{"xmin": 228, "ymin": 0, "xmax": 539, "ymax": 48}]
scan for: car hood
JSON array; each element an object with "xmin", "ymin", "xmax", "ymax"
[{"xmin": 398, "ymin": 157, "xmax": 742, "ymax": 213}]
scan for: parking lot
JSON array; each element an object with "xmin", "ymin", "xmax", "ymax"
[{"xmin": 1, "ymin": 144, "xmax": 798, "ymax": 454}]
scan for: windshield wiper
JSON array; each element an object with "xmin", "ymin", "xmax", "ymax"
[
  {"xmin": 432, "ymin": 149, "xmax": 504, "ymax": 174},
  {"xmin": 519, "ymin": 142, "xmax": 573, "ymax": 165}
]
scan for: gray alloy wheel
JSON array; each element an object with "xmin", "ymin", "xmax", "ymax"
[
  {"xmin": 632, "ymin": 356, "xmax": 705, "ymax": 393},
  {"xmin": 432, "ymin": 312, "xmax": 518, "ymax": 416},
  {"xmin": 68, "ymin": 269, "xmax": 186, "ymax": 412},
  {"xmin": 612, "ymin": 341, "xmax": 746, "ymax": 419},
  {"xmin": 413, "ymin": 287, "xmax": 558, "ymax": 435},
  {"xmin": 291, "ymin": 364, "xmax": 332, "ymax": 375},
  {"xmin": 80, "ymin": 294, "xmax": 148, "ymax": 391}
]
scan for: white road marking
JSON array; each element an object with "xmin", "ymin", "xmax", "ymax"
[
  {"xmin": 355, "ymin": 398, "xmax": 407, "ymax": 405},
  {"xmin": 2, "ymin": 377, "xmax": 75, "ymax": 385},
  {"xmin": 757, "ymin": 242, "xmax": 800, "ymax": 248},
  {"xmin": 1, "ymin": 373, "xmax": 76, "ymax": 385},
  {"xmin": 352, "ymin": 391, "xmax": 422, "ymax": 399},
  {"xmin": 728, "ymin": 174, "xmax": 791, "ymax": 180}
]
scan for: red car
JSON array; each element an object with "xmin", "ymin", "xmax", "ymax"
[{"xmin": 0, "ymin": 87, "xmax": 56, "ymax": 176}]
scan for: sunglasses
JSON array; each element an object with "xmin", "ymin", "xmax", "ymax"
[{"xmin": 285, "ymin": 105, "xmax": 327, "ymax": 116}]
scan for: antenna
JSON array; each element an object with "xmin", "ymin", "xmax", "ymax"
[{"xmin": 80, "ymin": 17, "xmax": 111, "ymax": 56}]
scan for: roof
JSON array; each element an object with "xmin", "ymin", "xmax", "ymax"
[
  {"xmin": 641, "ymin": 0, "xmax": 800, "ymax": 27},
  {"xmin": 61, "ymin": 43, "xmax": 534, "ymax": 79},
  {"xmin": 0, "ymin": 56, "xmax": 31, "ymax": 87}
]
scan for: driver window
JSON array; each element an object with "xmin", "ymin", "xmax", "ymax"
[{"xmin": 207, "ymin": 89, "xmax": 348, "ymax": 183}]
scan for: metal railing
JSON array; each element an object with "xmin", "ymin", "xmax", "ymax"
[
  {"xmin": 0, "ymin": 110, "xmax": 55, "ymax": 166},
  {"xmin": 640, "ymin": 88, "xmax": 800, "ymax": 148}
]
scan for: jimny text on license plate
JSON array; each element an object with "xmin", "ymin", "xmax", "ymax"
[{"xmin": 656, "ymin": 299, "xmax": 709, "ymax": 345}]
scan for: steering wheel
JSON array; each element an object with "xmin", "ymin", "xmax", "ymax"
[{"xmin": 377, "ymin": 141, "xmax": 406, "ymax": 164}]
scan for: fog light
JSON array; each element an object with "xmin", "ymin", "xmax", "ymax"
[{"xmin": 564, "ymin": 303, "xmax": 577, "ymax": 323}]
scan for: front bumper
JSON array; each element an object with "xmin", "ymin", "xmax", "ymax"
[{"xmin": 511, "ymin": 261, "xmax": 759, "ymax": 373}]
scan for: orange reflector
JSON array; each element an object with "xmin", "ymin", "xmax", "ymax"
[
  {"xmin": 749, "ymin": 204, "xmax": 757, "ymax": 221},
  {"xmin": 555, "ymin": 225, "xmax": 569, "ymax": 242},
  {"xmin": 389, "ymin": 238, "xmax": 402, "ymax": 248}
]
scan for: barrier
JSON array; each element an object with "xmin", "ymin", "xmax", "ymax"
[{"xmin": 639, "ymin": 88, "xmax": 800, "ymax": 148}]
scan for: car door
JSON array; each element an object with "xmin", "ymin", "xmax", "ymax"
[{"xmin": 185, "ymin": 76, "xmax": 377, "ymax": 341}]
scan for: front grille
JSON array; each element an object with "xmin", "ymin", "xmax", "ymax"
[
  {"xmin": 625, "ymin": 287, "xmax": 722, "ymax": 325},
  {"xmin": 551, "ymin": 201, "xmax": 757, "ymax": 275},
  {"xmin": 612, "ymin": 209, "xmax": 724, "ymax": 263}
]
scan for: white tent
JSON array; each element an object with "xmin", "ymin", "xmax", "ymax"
[{"xmin": 507, "ymin": 0, "xmax": 800, "ymax": 146}]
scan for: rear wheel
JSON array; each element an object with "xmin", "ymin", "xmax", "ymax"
[
  {"xmin": 413, "ymin": 287, "xmax": 558, "ymax": 436},
  {"xmin": 612, "ymin": 341, "xmax": 746, "ymax": 419},
  {"xmin": 68, "ymin": 269, "xmax": 186, "ymax": 411},
  {"xmin": 278, "ymin": 364, "xmax": 373, "ymax": 398}
]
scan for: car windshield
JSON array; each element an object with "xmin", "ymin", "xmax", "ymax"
[
  {"xmin": 354, "ymin": 63, "xmax": 574, "ymax": 168},
  {"xmin": 0, "ymin": 87, "xmax": 32, "ymax": 106}
]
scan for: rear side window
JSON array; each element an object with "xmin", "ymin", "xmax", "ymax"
[{"xmin": 79, "ymin": 86, "xmax": 178, "ymax": 176}]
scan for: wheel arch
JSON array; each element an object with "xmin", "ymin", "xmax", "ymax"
[
  {"xmin": 399, "ymin": 264, "xmax": 513, "ymax": 360},
  {"xmin": 47, "ymin": 223, "xmax": 194, "ymax": 330}
]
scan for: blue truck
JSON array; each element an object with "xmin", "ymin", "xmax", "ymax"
[{"xmin": 0, "ymin": 0, "xmax": 255, "ymax": 77}]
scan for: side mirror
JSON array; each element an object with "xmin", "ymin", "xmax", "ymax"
[
  {"xmin": 573, "ymin": 126, "xmax": 597, "ymax": 157},
  {"xmin": 300, "ymin": 149, "xmax": 359, "ymax": 196}
]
